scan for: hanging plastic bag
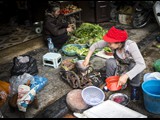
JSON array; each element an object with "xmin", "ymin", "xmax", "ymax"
[{"xmin": 10, "ymin": 55, "xmax": 38, "ymax": 76}]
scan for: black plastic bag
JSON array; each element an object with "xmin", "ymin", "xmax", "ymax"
[{"xmin": 10, "ymin": 55, "xmax": 38, "ymax": 76}]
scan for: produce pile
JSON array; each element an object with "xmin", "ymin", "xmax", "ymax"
[
  {"xmin": 60, "ymin": 4, "xmax": 81, "ymax": 15},
  {"xmin": 66, "ymin": 23, "xmax": 108, "ymax": 46}
]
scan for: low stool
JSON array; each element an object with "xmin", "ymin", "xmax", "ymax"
[{"xmin": 43, "ymin": 52, "xmax": 62, "ymax": 68}]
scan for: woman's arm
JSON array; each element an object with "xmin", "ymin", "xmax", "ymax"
[
  {"xmin": 117, "ymin": 40, "xmax": 146, "ymax": 87},
  {"xmin": 126, "ymin": 41, "xmax": 146, "ymax": 80},
  {"xmin": 83, "ymin": 40, "xmax": 107, "ymax": 66}
]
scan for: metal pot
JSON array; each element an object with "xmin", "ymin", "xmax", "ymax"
[{"xmin": 75, "ymin": 60, "xmax": 89, "ymax": 72}]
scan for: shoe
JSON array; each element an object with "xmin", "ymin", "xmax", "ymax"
[{"xmin": 131, "ymin": 86, "xmax": 140, "ymax": 102}]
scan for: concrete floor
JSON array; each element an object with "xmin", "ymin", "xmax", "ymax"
[{"xmin": 0, "ymin": 22, "xmax": 160, "ymax": 118}]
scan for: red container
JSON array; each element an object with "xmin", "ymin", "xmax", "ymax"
[{"xmin": 105, "ymin": 76, "xmax": 122, "ymax": 91}]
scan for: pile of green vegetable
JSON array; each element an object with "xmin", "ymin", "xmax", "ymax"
[
  {"xmin": 66, "ymin": 23, "xmax": 108, "ymax": 46},
  {"xmin": 64, "ymin": 45, "xmax": 80, "ymax": 53}
]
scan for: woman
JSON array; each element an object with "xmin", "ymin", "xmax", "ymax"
[
  {"xmin": 83, "ymin": 26, "xmax": 146, "ymax": 101},
  {"xmin": 43, "ymin": 3, "xmax": 73, "ymax": 50}
]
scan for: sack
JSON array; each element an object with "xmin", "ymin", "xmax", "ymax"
[{"xmin": 10, "ymin": 55, "xmax": 38, "ymax": 76}]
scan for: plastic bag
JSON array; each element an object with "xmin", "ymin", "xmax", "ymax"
[
  {"xmin": 143, "ymin": 72, "xmax": 160, "ymax": 82},
  {"xmin": 17, "ymin": 85, "xmax": 36, "ymax": 112},
  {"xmin": 30, "ymin": 75, "xmax": 48, "ymax": 93},
  {"xmin": 0, "ymin": 80, "xmax": 10, "ymax": 108},
  {"xmin": 10, "ymin": 55, "xmax": 38, "ymax": 76},
  {"xmin": 9, "ymin": 73, "xmax": 34, "ymax": 96},
  {"xmin": 153, "ymin": 59, "xmax": 160, "ymax": 72},
  {"xmin": 0, "ymin": 85, "xmax": 8, "ymax": 108}
]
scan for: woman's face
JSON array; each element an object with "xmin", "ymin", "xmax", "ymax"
[
  {"xmin": 52, "ymin": 8, "xmax": 60, "ymax": 17},
  {"xmin": 107, "ymin": 42, "xmax": 122, "ymax": 50}
]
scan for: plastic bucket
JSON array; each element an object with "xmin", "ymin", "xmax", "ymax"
[{"xmin": 142, "ymin": 80, "xmax": 160, "ymax": 114}]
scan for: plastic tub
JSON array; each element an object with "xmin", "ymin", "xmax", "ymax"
[
  {"xmin": 105, "ymin": 76, "xmax": 122, "ymax": 91},
  {"xmin": 142, "ymin": 80, "xmax": 160, "ymax": 114}
]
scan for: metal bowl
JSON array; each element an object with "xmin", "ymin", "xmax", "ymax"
[
  {"xmin": 76, "ymin": 60, "xmax": 89, "ymax": 72},
  {"xmin": 108, "ymin": 93, "xmax": 129, "ymax": 106}
]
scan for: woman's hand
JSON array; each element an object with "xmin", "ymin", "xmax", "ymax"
[
  {"xmin": 83, "ymin": 58, "xmax": 89, "ymax": 67},
  {"xmin": 117, "ymin": 74, "xmax": 129, "ymax": 87},
  {"xmin": 83, "ymin": 50, "xmax": 94, "ymax": 67},
  {"xmin": 66, "ymin": 27, "xmax": 73, "ymax": 32}
]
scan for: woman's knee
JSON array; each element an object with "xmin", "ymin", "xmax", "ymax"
[{"xmin": 105, "ymin": 58, "xmax": 117, "ymax": 67}]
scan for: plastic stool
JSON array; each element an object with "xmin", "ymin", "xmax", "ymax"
[{"xmin": 43, "ymin": 52, "xmax": 62, "ymax": 68}]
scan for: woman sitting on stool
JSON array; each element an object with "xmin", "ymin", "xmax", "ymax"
[{"xmin": 43, "ymin": 2, "xmax": 73, "ymax": 50}]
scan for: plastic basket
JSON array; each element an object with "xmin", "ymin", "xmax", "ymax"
[
  {"xmin": 81, "ymin": 86, "xmax": 105, "ymax": 106},
  {"xmin": 62, "ymin": 44, "xmax": 82, "ymax": 56}
]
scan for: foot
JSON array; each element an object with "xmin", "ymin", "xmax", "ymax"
[{"xmin": 53, "ymin": 48, "xmax": 58, "ymax": 52}]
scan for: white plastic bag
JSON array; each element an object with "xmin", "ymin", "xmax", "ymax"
[
  {"xmin": 9, "ymin": 73, "xmax": 34, "ymax": 96},
  {"xmin": 143, "ymin": 72, "xmax": 160, "ymax": 82},
  {"xmin": 17, "ymin": 85, "xmax": 36, "ymax": 112}
]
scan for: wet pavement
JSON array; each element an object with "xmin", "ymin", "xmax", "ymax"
[{"xmin": 0, "ymin": 22, "xmax": 160, "ymax": 118}]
